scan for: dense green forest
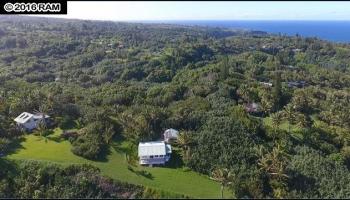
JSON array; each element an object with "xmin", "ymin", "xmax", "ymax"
[{"xmin": 1, "ymin": 16, "xmax": 350, "ymax": 198}]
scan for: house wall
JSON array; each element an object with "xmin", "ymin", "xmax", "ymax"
[
  {"xmin": 140, "ymin": 156, "xmax": 166, "ymax": 165},
  {"xmin": 164, "ymin": 134, "xmax": 178, "ymax": 142},
  {"xmin": 139, "ymin": 154, "xmax": 171, "ymax": 165},
  {"xmin": 20, "ymin": 118, "xmax": 38, "ymax": 130}
]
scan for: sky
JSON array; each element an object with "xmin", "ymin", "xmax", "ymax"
[{"xmin": 42, "ymin": 1, "xmax": 350, "ymax": 21}]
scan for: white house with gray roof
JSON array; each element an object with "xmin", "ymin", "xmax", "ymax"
[
  {"xmin": 138, "ymin": 141, "xmax": 172, "ymax": 166},
  {"xmin": 14, "ymin": 112, "xmax": 49, "ymax": 131}
]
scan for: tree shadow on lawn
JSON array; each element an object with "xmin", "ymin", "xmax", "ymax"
[
  {"xmin": 35, "ymin": 136, "xmax": 62, "ymax": 144},
  {"xmin": 5, "ymin": 137, "xmax": 26, "ymax": 156},
  {"xmin": 128, "ymin": 166, "xmax": 154, "ymax": 180},
  {"xmin": 33, "ymin": 129, "xmax": 60, "ymax": 143},
  {"xmin": 46, "ymin": 134, "xmax": 65, "ymax": 143}
]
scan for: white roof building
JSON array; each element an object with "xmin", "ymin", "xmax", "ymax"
[
  {"xmin": 14, "ymin": 112, "xmax": 49, "ymax": 131},
  {"xmin": 14, "ymin": 112, "xmax": 34, "ymax": 124},
  {"xmin": 138, "ymin": 141, "xmax": 172, "ymax": 166},
  {"xmin": 138, "ymin": 141, "xmax": 171, "ymax": 156}
]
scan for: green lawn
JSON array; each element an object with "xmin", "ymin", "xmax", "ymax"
[
  {"xmin": 263, "ymin": 117, "xmax": 302, "ymax": 133},
  {"xmin": 6, "ymin": 128, "xmax": 231, "ymax": 199}
]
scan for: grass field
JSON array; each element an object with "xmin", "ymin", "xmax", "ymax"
[
  {"xmin": 263, "ymin": 117, "xmax": 302, "ymax": 133},
  {"xmin": 5, "ymin": 128, "xmax": 231, "ymax": 199},
  {"xmin": 263, "ymin": 116, "xmax": 305, "ymax": 140}
]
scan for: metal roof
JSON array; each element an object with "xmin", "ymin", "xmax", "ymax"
[
  {"xmin": 138, "ymin": 141, "xmax": 170, "ymax": 156},
  {"xmin": 14, "ymin": 112, "xmax": 34, "ymax": 124},
  {"xmin": 164, "ymin": 128, "xmax": 179, "ymax": 138},
  {"xmin": 33, "ymin": 114, "xmax": 50, "ymax": 119},
  {"xmin": 14, "ymin": 112, "xmax": 50, "ymax": 124}
]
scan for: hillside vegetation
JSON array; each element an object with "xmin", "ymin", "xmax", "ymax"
[{"xmin": 1, "ymin": 16, "xmax": 350, "ymax": 198}]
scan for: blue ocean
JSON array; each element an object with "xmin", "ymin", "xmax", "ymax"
[{"xmin": 144, "ymin": 20, "xmax": 350, "ymax": 43}]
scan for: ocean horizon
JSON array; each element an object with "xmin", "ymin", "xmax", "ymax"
[{"xmin": 137, "ymin": 20, "xmax": 350, "ymax": 43}]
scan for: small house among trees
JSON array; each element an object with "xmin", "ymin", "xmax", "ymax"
[
  {"xmin": 14, "ymin": 112, "xmax": 50, "ymax": 131},
  {"xmin": 163, "ymin": 128, "xmax": 179, "ymax": 143},
  {"xmin": 138, "ymin": 141, "xmax": 172, "ymax": 167}
]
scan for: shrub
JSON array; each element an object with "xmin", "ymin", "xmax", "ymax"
[
  {"xmin": 0, "ymin": 138, "xmax": 11, "ymax": 154},
  {"xmin": 58, "ymin": 116, "xmax": 76, "ymax": 130},
  {"xmin": 61, "ymin": 130, "xmax": 78, "ymax": 140},
  {"xmin": 71, "ymin": 134, "xmax": 104, "ymax": 160},
  {"xmin": 146, "ymin": 69, "xmax": 172, "ymax": 83},
  {"xmin": 182, "ymin": 167, "xmax": 191, "ymax": 172},
  {"xmin": 142, "ymin": 187, "xmax": 188, "ymax": 199},
  {"xmin": 0, "ymin": 160, "xmax": 144, "ymax": 198}
]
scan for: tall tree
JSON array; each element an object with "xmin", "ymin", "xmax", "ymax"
[
  {"xmin": 176, "ymin": 131, "xmax": 194, "ymax": 165},
  {"xmin": 258, "ymin": 144, "xmax": 289, "ymax": 198},
  {"xmin": 103, "ymin": 124, "xmax": 115, "ymax": 144},
  {"xmin": 272, "ymin": 57, "xmax": 283, "ymax": 111},
  {"xmin": 220, "ymin": 56, "xmax": 229, "ymax": 80},
  {"xmin": 270, "ymin": 112, "xmax": 283, "ymax": 139},
  {"xmin": 238, "ymin": 84, "xmax": 252, "ymax": 103},
  {"xmin": 260, "ymin": 92, "xmax": 274, "ymax": 115},
  {"xmin": 295, "ymin": 113, "xmax": 312, "ymax": 129},
  {"xmin": 282, "ymin": 104, "xmax": 296, "ymax": 134},
  {"xmin": 210, "ymin": 168, "xmax": 234, "ymax": 199}
]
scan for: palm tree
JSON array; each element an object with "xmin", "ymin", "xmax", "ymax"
[
  {"xmin": 126, "ymin": 153, "xmax": 137, "ymax": 167},
  {"xmin": 257, "ymin": 144, "xmax": 290, "ymax": 198},
  {"xmin": 295, "ymin": 113, "xmax": 312, "ymax": 129},
  {"xmin": 282, "ymin": 104, "xmax": 296, "ymax": 134},
  {"xmin": 176, "ymin": 131, "xmax": 193, "ymax": 164},
  {"xmin": 210, "ymin": 168, "xmax": 234, "ymax": 199},
  {"xmin": 36, "ymin": 120, "xmax": 48, "ymax": 142},
  {"xmin": 75, "ymin": 118, "xmax": 84, "ymax": 129},
  {"xmin": 45, "ymin": 91, "xmax": 55, "ymax": 112},
  {"xmin": 272, "ymin": 62, "xmax": 282, "ymax": 111},
  {"xmin": 220, "ymin": 56, "xmax": 229, "ymax": 80},
  {"xmin": 260, "ymin": 94, "xmax": 273, "ymax": 115},
  {"xmin": 33, "ymin": 104, "xmax": 52, "ymax": 141},
  {"xmin": 103, "ymin": 125, "xmax": 115, "ymax": 144},
  {"xmin": 320, "ymin": 111, "xmax": 332, "ymax": 125},
  {"xmin": 338, "ymin": 128, "xmax": 350, "ymax": 147},
  {"xmin": 34, "ymin": 104, "xmax": 50, "ymax": 128},
  {"xmin": 257, "ymin": 144, "xmax": 289, "ymax": 182},
  {"xmin": 271, "ymin": 112, "xmax": 282, "ymax": 131},
  {"xmin": 238, "ymin": 84, "xmax": 251, "ymax": 103},
  {"xmin": 270, "ymin": 112, "xmax": 283, "ymax": 140}
]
